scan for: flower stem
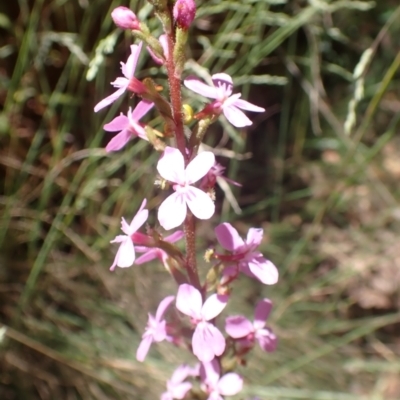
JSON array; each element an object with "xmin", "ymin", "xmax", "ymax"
[{"xmin": 166, "ymin": 31, "xmax": 200, "ymax": 289}]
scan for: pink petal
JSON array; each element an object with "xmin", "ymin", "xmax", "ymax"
[
  {"xmin": 176, "ymin": 284, "xmax": 203, "ymax": 319},
  {"xmin": 192, "ymin": 322, "xmax": 226, "ymax": 362},
  {"xmin": 134, "ymin": 249, "xmax": 158, "ymax": 264},
  {"xmin": 256, "ymin": 329, "xmax": 278, "ymax": 352},
  {"xmin": 122, "ymin": 42, "xmax": 142, "ymax": 78},
  {"xmin": 212, "ymin": 73, "xmax": 233, "ymax": 97},
  {"xmin": 128, "ymin": 199, "xmax": 149, "ymax": 232},
  {"xmin": 170, "ymin": 382, "xmax": 192, "ymax": 399},
  {"xmin": 110, "ymin": 238, "xmax": 135, "ymax": 270},
  {"xmin": 105, "ymin": 129, "xmax": 132, "ymax": 152},
  {"xmin": 223, "ymin": 104, "xmax": 252, "ymax": 127},
  {"xmin": 165, "ymin": 230, "xmax": 185, "ymax": 243},
  {"xmin": 232, "ymin": 97, "xmax": 265, "ymax": 112},
  {"xmin": 155, "ymin": 295, "xmax": 175, "ymax": 321},
  {"xmin": 130, "ymin": 100, "xmax": 154, "ymax": 120},
  {"xmin": 215, "ymin": 223, "xmax": 244, "ymax": 251},
  {"xmin": 103, "ymin": 114, "xmax": 129, "ymax": 131},
  {"xmin": 157, "ymin": 147, "xmax": 186, "ymax": 184},
  {"xmin": 200, "ymin": 359, "xmax": 221, "ymax": 387},
  {"xmin": 185, "ymin": 151, "xmax": 215, "ymax": 184},
  {"xmin": 160, "ymin": 34, "xmax": 169, "ymax": 59},
  {"xmin": 170, "ymin": 365, "xmax": 192, "ymax": 385},
  {"xmin": 225, "ymin": 316, "xmax": 253, "ymax": 338},
  {"xmin": 217, "ymin": 373, "xmax": 243, "ymax": 396},
  {"xmin": 94, "ymin": 87, "xmax": 126, "ymax": 112},
  {"xmin": 201, "ymin": 294, "xmax": 228, "ymax": 321},
  {"xmin": 158, "ymin": 192, "xmax": 187, "ymax": 230},
  {"xmin": 127, "ymin": 117, "xmax": 148, "ymax": 141},
  {"xmin": 253, "ymin": 298, "xmax": 272, "ymax": 330},
  {"xmin": 248, "ymin": 258, "xmax": 279, "ymax": 285},
  {"xmin": 246, "ymin": 227, "xmax": 263, "ymax": 248},
  {"xmin": 184, "ymin": 76, "xmax": 218, "ymax": 99},
  {"xmin": 136, "ymin": 334, "xmax": 153, "ymax": 362},
  {"xmin": 185, "ymin": 187, "xmax": 215, "ymax": 220}
]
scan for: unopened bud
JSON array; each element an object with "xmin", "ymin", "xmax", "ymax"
[
  {"xmin": 173, "ymin": 0, "xmax": 196, "ymax": 30},
  {"xmin": 111, "ymin": 6, "xmax": 140, "ymax": 30}
]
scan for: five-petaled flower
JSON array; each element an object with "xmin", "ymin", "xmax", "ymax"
[
  {"xmin": 136, "ymin": 295, "xmax": 175, "ymax": 362},
  {"xmin": 184, "ymin": 73, "xmax": 265, "ymax": 127},
  {"xmin": 103, "ymin": 100, "xmax": 154, "ymax": 152},
  {"xmin": 215, "ymin": 223, "xmax": 279, "ymax": 285},
  {"xmin": 176, "ymin": 284, "xmax": 228, "ymax": 362},
  {"xmin": 94, "ymin": 42, "xmax": 146, "ymax": 112},
  {"xmin": 109, "ymin": 199, "xmax": 148, "ymax": 271},
  {"xmin": 200, "ymin": 359, "xmax": 243, "ymax": 400},
  {"xmin": 225, "ymin": 298, "xmax": 277, "ymax": 352},
  {"xmin": 157, "ymin": 147, "xmax": 215, "ymax": 230},
  {"xmin": 161, "ymin": 364, "xmax": 199, "ymax": 400}
]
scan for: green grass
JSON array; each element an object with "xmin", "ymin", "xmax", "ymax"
[{"xmin": 1, "ymin": 0, "xmax": 400, "ymax": 399}]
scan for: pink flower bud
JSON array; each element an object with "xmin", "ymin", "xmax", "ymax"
[
  {"xmin": 173, "ymin": 0, "xmax": 196, "ymax": 30},
  {"xmin": 111, "ymin": 6, "xmax": 140, "ymax": 30}
]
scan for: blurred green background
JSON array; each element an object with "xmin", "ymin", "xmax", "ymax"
[{"xmin": 1, "ymin": 0, "xmax": 400, "ymax": 399}]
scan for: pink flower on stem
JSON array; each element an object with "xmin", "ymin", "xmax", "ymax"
[
  {"xmin": 111, "ymin": 6, "xmax": 140, "ymax": 30},
  {"xmin": 173, "ymin": 0, "xmax": 196, "ymax": 30},
  {"xmin": 215, "ymin": 223, "xmax": 278, "ymax": 285},
  {"xmin": 157, "ymin": 147, "xmax": 215, "ymax": 230},
  {"xmin": 110, "ymin": 199, "xmax": 148, "ymax": 271},
  {"xmin": 94, "ymin": 42, "xmax": 146, "ymax": 112},
  {"xmin": 103, "ymin": 100, "xmax": 154, "ymax": 152},
  {"xmin": 135, "ymin": 230, "xmax": 184, "ymax": 267},
  {"xmin": 161, "ymin": 364, "xmax": 198, "ymax": 400},
  {"xmin": 200, "ymin": 359, "xmax": 243, "ymax": 400},
  {"xmin": 137, "ymin": 295, "xmax": 175, "ymax": 362},
  {"xmin": 200, "ymin": 162, "xmax": 241, "ymax": 191},
  {"xmin": 225, "ymin": 298, "xmax": 277, "ymax": 352},
  {"xmin": 184, "ymin": 73, "xmax": 265, "ymax": 127},
  {"xmin": 176, "ymin": 284, "xmax": 228, "ymax": 362}
]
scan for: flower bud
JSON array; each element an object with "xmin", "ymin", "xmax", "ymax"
[
  {"xmin": 173, "ymin": 0, "xmax": 196, "ymax": 30},
  {"xmin": 111, "ymin": 6, "xmax": 140, "ymax": 30}
]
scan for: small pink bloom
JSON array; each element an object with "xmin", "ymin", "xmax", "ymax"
[
  {"xmin": 215, "ymin": 223, "xmax": 278, "ymax": 285},
  {"xmin": 200, "ymin": 359, "xmax": 243, "ymax": 400},
  {"xmin": 157, "ymin": 147, "xmax": 215, "ymax": 230},
  {"xmin": 161, "ymin": 364, "xmax": 198, "ymax": 400},
  {"xmin": 110, "ymin": 199, "xmax": 148, "ymax": 271},
  {"xmin": 225, "ymin": 298, "xmax": 277, "ymax": 352},
  {"xmin": 135, "ymin": 230, "xmax": 184, "ymax": 266},
  {"xmin": 136, "ymin": 295, "xmax": 175, "ymax": 362},
  {"xmin": 111, "ymin": 6, "xmax": 140, "ymax": 30},
  {"xmin": 176, "ymin": 284, "xmax": 228, "ymax": 362},
  {"xmin": 94, "ymin": 42, "xmax": 145, "ymax": 112},
  {"xmin": 200, "ymin": 162, "xmax": 241, "ymax": 190},
  {"xmin": 173, "ymin": 0, "xmax": 196, "ymax": 30},
  {"xmin": 184, "ymin": 73, "xmax": 265, "ymax": 127},
  {"xmin": 103, "ymin": 100, "xmax": 154, "ymax": 152},
  {"xmin": 147, "ymin": 34, "xmax": 169, "ymax": 65}
]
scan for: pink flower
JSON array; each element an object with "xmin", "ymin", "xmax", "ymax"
[
  {"xmin": 176, "ymin": 284, "xmax": 228, "ymax": 362},
  {"xmin": 147, "ymin": 34, "xmax": 168, "ymax": 65},
  {"xmin": 157, "ymin": 147, "xmax": 215, "ymax": 230},
  {"xmin": 200, "ymin": 359, "xmax": 243, "ymax": 400},
  {"xmin": 184, "ymin": 73, "xmax": 265, "ymax": 127},
  {"xmin": 103, "ymin": 100, "xmax": 154, "ymax": 152},
  {"xmin": 215, "ymin": 223, "xmax": 278, "ymax": 285},
  {"xmin": 173, "ymin": 0, "xmax": 196, "ymax": 30},
  {"xmin": 94, "ymin": 42, "xmax": 145, "ymax": 112},
  {"xmin": 161, "ymin": 364, "xmax": 198, "ymax": 400},
  {"xmin": 111, "ymin": 6, "xmax": 140, "ymax": 30},
  {"xmin": 135, "ymin": 230, "xmax": 184, "ymax": 267},
  {"xmin": 225, "ymin": 298, "xmax": 277, "ymax": 352},
  {"xmin": 200, "ymin": 162, "xmax": 241, "ymax": 190},
  {"xmin": 136, "ymin": 295, "xmax": 175, "ymax": 362},
  {"xmin": 110, "ymin": 199, "xmax": 148, "ymax": 271}
]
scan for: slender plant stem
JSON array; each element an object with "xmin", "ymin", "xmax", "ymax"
[
  {"xmin": 165, "ymin": 33, "xmax": 186, "ymax": 159},
  {"xmin": 165, "ymin": 31, "xmax": 199, "ymax": 288}
]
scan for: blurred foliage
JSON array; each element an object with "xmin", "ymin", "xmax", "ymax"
[{"xmin": 1, "ymin": 0, "xmax": 400, "ymax": 399}]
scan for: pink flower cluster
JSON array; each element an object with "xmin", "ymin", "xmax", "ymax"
[{"xmin": 94, "ymin": 3, "xmax": 278, "ymax": 399}]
